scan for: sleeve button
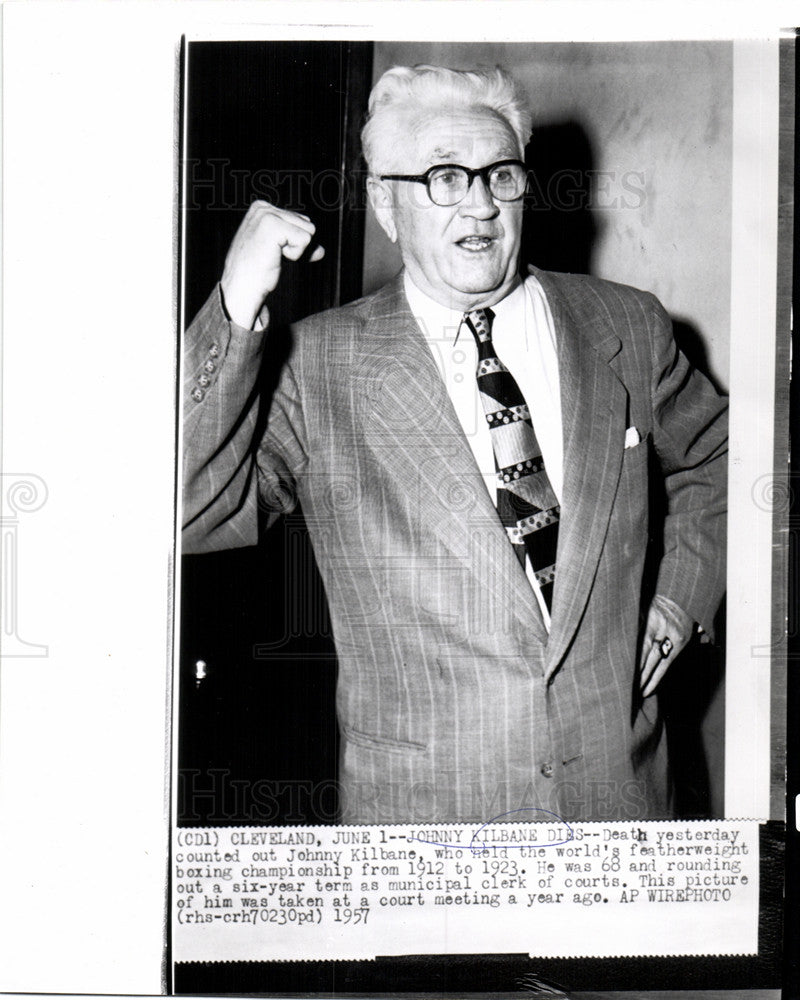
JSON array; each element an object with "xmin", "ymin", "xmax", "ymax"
[{"xmin": 540, "ymin": 761, "xmax": 554, "ymax": 778}]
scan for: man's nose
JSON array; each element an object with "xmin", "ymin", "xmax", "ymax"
[{"xmin": 458, "ymin": 175, "xmax": 499, "ymax": 218}]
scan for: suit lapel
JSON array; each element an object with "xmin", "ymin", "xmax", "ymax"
[
  {"xmin": 356, "ymin": 274, "xmax": 548, "ymax": 644},
  {"xmin": 531, "ymin": 268, "xmax": 628, "ymax": 679}
]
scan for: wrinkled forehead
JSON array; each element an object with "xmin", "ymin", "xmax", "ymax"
[{"xmin": 396, "ymin": 105, "xmax": 521, "ymax": 171}]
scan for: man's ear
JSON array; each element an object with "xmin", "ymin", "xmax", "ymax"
[{"xmin": 367, "ymin": 177, "xmax": 397, "ymax": 244}]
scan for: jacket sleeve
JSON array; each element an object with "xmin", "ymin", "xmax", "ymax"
[
  {"xmin": 647, "ymin": 296, "xmax": 728, "ymax": 636},
  {"xmin": 182, "ymin": 284, "xmax": 308, "ymax": 553}
]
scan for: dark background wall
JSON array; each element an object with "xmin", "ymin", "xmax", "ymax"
[
  {"xmin": 179, "ymin": 41, "xmax": 373, "ymax": 825},
  {"xmin": 184, "ymin": 40, "xmax": 371, "ymax": 327}
]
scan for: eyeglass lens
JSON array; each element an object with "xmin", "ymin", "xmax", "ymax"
[{"xmin": 428, "ymin": 163, "xmax": 525, "ymax": 205}]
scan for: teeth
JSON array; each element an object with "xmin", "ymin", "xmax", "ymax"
[{"xmin": 459, "ymin": 237, "xmax": 492, "ymax": 249}]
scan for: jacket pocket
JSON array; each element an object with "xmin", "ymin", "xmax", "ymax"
[
  {"xmin": 619, "ymin": 432, "xmax": 649, "ymax": 496},
  {"xmin": 342, "ymin": 724, "xmax": 428, "ymax": 755}
]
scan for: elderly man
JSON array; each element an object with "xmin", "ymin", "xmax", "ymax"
[{"xmin": 183, "ymin": 65, "xmax": 727, "ymax": 824}]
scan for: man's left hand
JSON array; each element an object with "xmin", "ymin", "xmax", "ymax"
[{"xmin": 639, "ymin": 594, "xmax": 694, "ymax": 697}]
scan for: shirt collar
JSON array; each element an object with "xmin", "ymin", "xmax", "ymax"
[{"xmin": 402, "ymin": 271, "xmax": 527, "ymax": 344}]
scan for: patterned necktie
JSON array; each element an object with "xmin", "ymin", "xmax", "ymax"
[{"xmin": 463, "ymin": 307, "xmax": 560, "ymax": 611}]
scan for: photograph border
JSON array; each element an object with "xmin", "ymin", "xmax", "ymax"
[{"xmin": 171, "ymin": 30, "xmax": 792, "ymax": 994}]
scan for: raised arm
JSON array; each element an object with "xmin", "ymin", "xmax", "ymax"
[{"xmin": 182, "ymin": 202, "xmax": 324, "ymax": 553}]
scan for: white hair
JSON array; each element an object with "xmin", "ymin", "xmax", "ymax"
[{"xmin": 361, "ymin": 64, "xmax": 533, "ymax": 175}]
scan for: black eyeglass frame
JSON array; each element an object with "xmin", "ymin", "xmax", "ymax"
[{"xmin": 379, "ymin": 159, "xmax": 528, "ymax": 206}]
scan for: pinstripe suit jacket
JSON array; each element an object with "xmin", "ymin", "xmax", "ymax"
[{"xmin": 183, "ymin": 266, "xmax": 728, "ymax": 824}]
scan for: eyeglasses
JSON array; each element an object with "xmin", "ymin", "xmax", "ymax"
[{"xmin": 380, "ymin": 159, "xmax": 528, "ymax": 207}]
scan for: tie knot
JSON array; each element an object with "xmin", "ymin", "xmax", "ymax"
[{"xmin": 463, "ymin": 307, "xmax": 495, "ymax": 344}]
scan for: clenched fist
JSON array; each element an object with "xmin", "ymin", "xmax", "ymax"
[{"xmin": 220, "ymin": 201, "xmax": 325, "ymax": 329}]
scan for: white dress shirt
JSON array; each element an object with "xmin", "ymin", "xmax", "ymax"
[{"xmin": 403, "ymin": 272, "xmax": 562, "ymax": 628}]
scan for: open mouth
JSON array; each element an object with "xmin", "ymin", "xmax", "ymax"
[{"xmin": 456, "ymin": 235, "xmax": 496, "ymax": 252}]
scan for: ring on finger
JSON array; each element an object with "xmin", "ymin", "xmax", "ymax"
[{"xmin": 657, "ymin": 637, "xmax": 673, "ymax": 658}]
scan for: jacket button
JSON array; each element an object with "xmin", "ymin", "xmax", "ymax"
[{"xmin": 540, "ymin": 761, "xmax": 554, "ymax": 778}]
